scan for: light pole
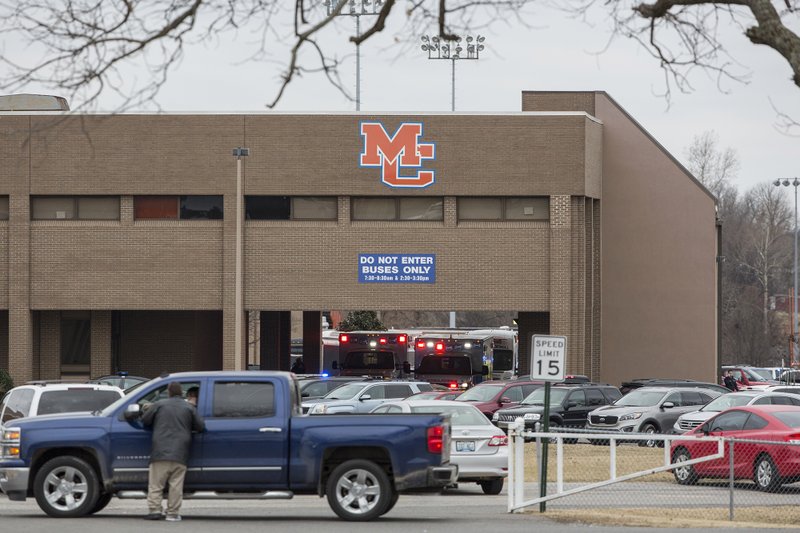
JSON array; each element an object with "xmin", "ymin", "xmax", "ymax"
[
  {"xmin": 233, "ymin": 147, "xmax": 250, "ymax": 370},
  {"xmin": 774, "ymin": 177, "xmax": 800, "ymax": 368},
  {"xmin": 324, "ymin": 0, "xmax": 383, "ymax": 111},
  {"xmin": 421, "ymin": 34, "xmax": 486, "ymax": 112}
]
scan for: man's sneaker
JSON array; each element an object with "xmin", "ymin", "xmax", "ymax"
[
  {"xmin": 144, "ymin": 512, "xmax": 164, "ymax": 520},
  {"xmin": 166, "ymin": 515, "xmax": 182, "ymax": 522}
]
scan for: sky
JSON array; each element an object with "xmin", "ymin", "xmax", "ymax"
[{"xmin": 6, "ymin": 3, "xmax": 800, "ymax": 194}]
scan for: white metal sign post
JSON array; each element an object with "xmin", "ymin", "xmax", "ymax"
[{"xmin": 530, "ymin": 335, "xmax": 567, "ymax": 512}]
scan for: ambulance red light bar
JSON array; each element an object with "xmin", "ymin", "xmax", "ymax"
[
  {"xmin": 379, "ymin": 337, "xmax": 387, "ymax": 345},
  {"xmin": 339, "ymin": 334, "xmax": 349, "ymax": 343},
  {"xmin": 435, "ymin": 343, "xmax": 445, "ymax": 352},
  {"xmin": 397, "ymin": 334, "xmax": 407, "ymax": 344},
  {"xmin": 416, "ymin": 341, "xmax": 426, "ymax": 349}
]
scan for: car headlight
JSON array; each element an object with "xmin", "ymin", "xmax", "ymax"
[
  {"xmin": 492, "ymin": 412, "xmax": 500, "ymax": 421},
  {"xmin": 1, "ymin": 427, "xmax": 21, "ymax": 459},
  {"xmin": 310, "ymin": 404, "xmax": 328, "ymax": 415},
  {"xmin": 461, "ymin": 382, "xmax": 469, "ymax": 389},
  {"xmin": 523, "ymin": 413, "xmax": 541, "ymax": 421},
  {"xmin": 618, "ymin": 412, "xmax": 643, "ymax": 421}
]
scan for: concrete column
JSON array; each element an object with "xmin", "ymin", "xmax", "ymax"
[
  {"xmin": 8, "ymin": 194, "xmax": 33, "ymax": 384},
  {"xmin": 90, "ymin": 311, "xmax": 112, "ymax": 378},
  {"xmin": 517, "ymin": 312, "xmax": 550, "ymax": 377},
  {"xmin": 303, "ymin": 311, "xmax": 322, "ymax": 374},
  {"xmin": 549, "ymin": 195, "xmax": 576, "ymax": 372}
]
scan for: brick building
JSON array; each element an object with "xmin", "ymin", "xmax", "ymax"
[{"xmin": 0, "ymin": 91, "xmax": 719, "ymax": 386}]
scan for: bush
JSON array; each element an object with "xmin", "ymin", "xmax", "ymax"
[
  {"xmin": 337, "ymin": 311, "xmax": 386, "ymax": 332},
  {"xmin": 0, "ymin": 369, "xmax": 13, "ymax": 395}
]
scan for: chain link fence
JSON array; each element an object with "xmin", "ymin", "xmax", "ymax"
[{"xmin": 508, "ymin": 425, "xmax": 800, "ymax": 527}]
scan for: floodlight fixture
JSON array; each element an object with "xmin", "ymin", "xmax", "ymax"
[{"xmin": 420, "ymin": 34, "xmax": 487, "ymax": 111}]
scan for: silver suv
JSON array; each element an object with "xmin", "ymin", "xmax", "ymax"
[
  {"xmin": 302, "ymin": 380, "xmax": 434, "ymax": 414},
  {"xmin": 586, "ymin": 386, "xmax": 722, "ymax": 446},
  {"xmin": 0, "ymin": 382, "xmax": 123, "ymax": 429}
]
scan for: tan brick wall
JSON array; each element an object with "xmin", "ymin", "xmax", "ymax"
[
  {"xmin": 521, "ymin": 91, "xmax": 596, "ymax": 116},
  {"xmin": 0, "ymin": 311, "xmax": 8, "ymax": 372},
  {"xmin": 0, "ymin": 224, "xmax": 7, "ymax": 308},
  {"xmin": 38, "ymin": 311, "xmax": 60, "ymax": 381}
]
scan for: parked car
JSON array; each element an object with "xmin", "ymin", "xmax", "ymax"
[
  {"xmin": 721, "ymin": 365, "xmax": 776, "ymax": 390},
  {"xmin": 454, "ymin": 380, "xmax": 544, "ymax": 418},
  {"xmin": 0, "ymin": 382, "xmax": 124, "ymax": 428},
  {"xmin": 297, "ymin": 376, "xmax": 370, "ymax": 401},
  {"xmin": 673, "ymin": 391, "xmax": 800, "ymax": 434},
  {"xmin": 764, "ymin": 384, "xmax": 800, "ymax": 395},
  {"xmin": 370, "ymin": 400, "xmax": 508, "ymax": 494},
  {"xmin": 671, "ymin": 405, "xmax": 800, "ymax": 491},
  {"xmin": 492, "ymin": 383, "xmax": 622, "ymax": 439},
  {"xmin": 620, "ymin": 378, "xmax": 729, "ymax": 396},
  {"xmin": 88, "ymin": 372, "xmax": 148, "ymax": 390},
  {"xmin": 406, "ymin": 390, "xmax": 463, "ymax": 401},
  {"xmin": 302, "ymin": 380, "xmax": 433, "ymax": 414},
  {"xmin": 586, "ymin": 386, "xmax": 722, "ymax": 446}
]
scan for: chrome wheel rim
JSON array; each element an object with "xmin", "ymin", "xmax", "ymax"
[
  {"xmin": 335, "ymin": 468, "xmax": 381, "ymax": 515},
  {"xmin": 42, "ymin": 466, "xmax": 89, "ymax": 511},
  {"xmin": 756, "ymin": 460, "xmax": 773, "ymax": 488},
  {"xmin": 674, "ymin": 453, "xmax": 691, "ymax": 481},
  {"xmin": 644, "ymin": 426, "xmax": 657, "ymax": 447}
]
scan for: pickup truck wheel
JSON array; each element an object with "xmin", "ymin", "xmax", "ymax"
[
  {"xmin": 33, "ymin": 456, "xmax": 100, "ymax": 518},
  {"xmin": 380, "ymin": 491, "xmax": 400, "ymax": 516},
  {"xmin": 90, "ymin": 492, "xmax": 113, "ymax": 514},
  {"xmin": 479, "ymin": 478, "xmax": 504, "ymax": 495},
  {"xmin": 326, "ymin": 459, "xmax": 391, "ymax": 521}
]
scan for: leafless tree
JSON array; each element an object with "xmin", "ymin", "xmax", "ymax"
[
  {"xmin": 0, "ymin": 0, "xmax": 531, "ymax": 110},
  {"xmin": 685, "ymin": 129, "xmax": 739, "ymax": 199}
]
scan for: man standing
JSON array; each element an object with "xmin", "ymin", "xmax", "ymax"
[
  {"xmin": 142, "ymin": 381, "xmax": 205, "ymax": 522},
  {"xmin": 723, "ymin": 370, "xmax": 739, "ymax": 392}
]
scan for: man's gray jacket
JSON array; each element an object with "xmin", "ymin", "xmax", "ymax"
[{"xmin": 142, "ymin": 396, "xmax": 205, "ymax": 464}]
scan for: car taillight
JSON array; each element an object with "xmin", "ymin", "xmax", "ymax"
[
  {"xmin": 488, "ymin": 435, "xmax": 508, "ymax": 447},
  {"xmin": 339, "ymin": 334, "xmax": 349, "ymax": 343},
  {"xmin": 398, "ymin": 335, "xmax": 407, "ymax": 344},
  {"xmin": 786, "ymin": 433, "xmax": 800, "ymax": 444},
  {"xmin": 448, "ymin": 382, "xmax": 459, "ymax": 389},
  {"xmin": 428, "ymin": 425, "xmax": 444, "ymax": 453}
]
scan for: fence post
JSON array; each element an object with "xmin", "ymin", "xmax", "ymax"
[{"xmin": 728, "ymin": 438, "xmax": 735, "ymax": 522}]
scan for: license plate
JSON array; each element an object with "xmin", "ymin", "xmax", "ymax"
[{"xmin": 456, "ymin": 440, "xmax": 475, "ymax": 452}]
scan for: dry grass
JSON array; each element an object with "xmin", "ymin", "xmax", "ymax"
[
  {"xmin": 542, "ymin": 507, "xmax": 800, "ymax": 529},
  {"xmin": 522, "ymin": 441, "xmax": 673, "ymax": 482}
]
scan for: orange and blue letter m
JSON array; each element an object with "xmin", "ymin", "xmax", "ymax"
[{"xmin": 360, "ymin": 121, "xmax": 436, "ymax": 188}]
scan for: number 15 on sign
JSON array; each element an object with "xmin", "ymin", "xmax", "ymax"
[{"xmin": 530, "ymin": 335, "xmax": 566, "ymax": 382}]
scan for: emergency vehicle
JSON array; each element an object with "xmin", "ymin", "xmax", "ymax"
[
  {"xmin": 469, "ymin": 328, "xmax": 518, "ymax": 378},
  {"xmin": 334, "ymin": 330, "xmax": 412, "ymax": 379},
  {"xmin": 413, "ymin": 333, "xmax": 493, "ymax": 390}
]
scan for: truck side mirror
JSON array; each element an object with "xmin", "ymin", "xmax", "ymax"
[
  {"xmin": 332, "ymin": 361, "xmax": 338, "ymax": 370},
  {"xmin": 481, "ymin": 365, "xmax": 489, "ymax": 376},
  {"xmin": 124, "ymin": 403, "xmax": 141, "ymax": 421}
]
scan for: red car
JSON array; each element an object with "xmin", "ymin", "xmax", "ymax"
[
  {"xmin": 671, "ymin": 405, "xmax": 800, "ymax": 491},
  {"xmin": 405, "ymin": 390, "xmax": 462, "ymax": 401},
  {"xmin": 453, "ymin": 380, "xmax": 543, "ymax": 418}
]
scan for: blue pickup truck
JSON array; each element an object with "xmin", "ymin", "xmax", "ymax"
[{"xmin": 0, "ymin": 371, "xmax": 457, "ymax": 521}]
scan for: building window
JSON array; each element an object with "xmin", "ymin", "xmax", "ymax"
[
  {"xmin": 351, "ymin": 197, "xmax": 443, "ymax": 221},
  {"xmin": 245, "ymin": 196, "xmax": 336, "ymax": 220},
  {"xmin": 31, "ymin": 196, "xmax": 120, "ymax": 220},
  {"xmin": 134, "ymin": 195, "xmax": 223, "ymax": 220},
  {"xmin": 458, "ymin": 197, "xmax": 549, "ymax": 221},
  {"xmin": 61, "ymin": 311, "xmax": 90, "ymax": 374},
  {"xmin": 0, "ymin": 196, "xmax": 8, "ymax": 220}
]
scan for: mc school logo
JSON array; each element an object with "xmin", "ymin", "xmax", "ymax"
[{"xmin": 360, "ymin": 121, "xmax": 436, "ymax": 188}]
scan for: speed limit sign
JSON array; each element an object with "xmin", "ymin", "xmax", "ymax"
[{"xmin": 530, "ymin": 335, "xmax": 566, "ymax": 382}]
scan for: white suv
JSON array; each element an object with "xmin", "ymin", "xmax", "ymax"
[{"xmin": 0, "ymin": 382, "xmax": 123, "ymax": 428}]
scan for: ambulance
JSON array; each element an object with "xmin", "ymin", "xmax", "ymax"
[
  {"xmin": 413, "ymin": 333, "xmax": 493, "ymax": 390},
  {"xmin": 333, "ymin": 330, "xmax": 413, "ymax": 379}
]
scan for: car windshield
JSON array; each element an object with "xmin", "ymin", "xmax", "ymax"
[
  {"xmin": 455, "ymin": 384, "xmax": 503, "ymax": 402},
  {"xmin": 520, "ymin": 388, "xmax": 569, "ymax": 406},
  {"xmin": 701, "ymin": 394, "xmax": 754, "ymax": 412},
  {"xmin": 416, "ymin": 355, "xmax": 472, "ymax": 375},
  {"xmin": 741, "ymin": 368, "xmax": 767, "ymax": 381},
  {"xmin": 410, "ymin": 405, "xmax": 490, "ymax": 426},
  {"xmin": 322, "ymin": 383, "xmax": 368, "ymax": 400},
  {"xmin": 749, "ymin": 368, "xmax": 773, "ymax": 381},
  {"xmin": 37, "ymin": 389, "xmax": 121, "ymax": 415},
  {"xmin": 772, "ymin": 411, "xmax": 800, "ymax": 428},
  {"xmin": 493, "ymin": 350, "xmax": 514, "ymax": 372},
  {"xmin": 614, "ymin": 389, "xmax": 666, "ymax": 407}
]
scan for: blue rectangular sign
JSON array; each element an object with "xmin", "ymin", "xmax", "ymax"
[{"xmin": 358, "ymin": 254, "xmax": 436, "ymax": 283}]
